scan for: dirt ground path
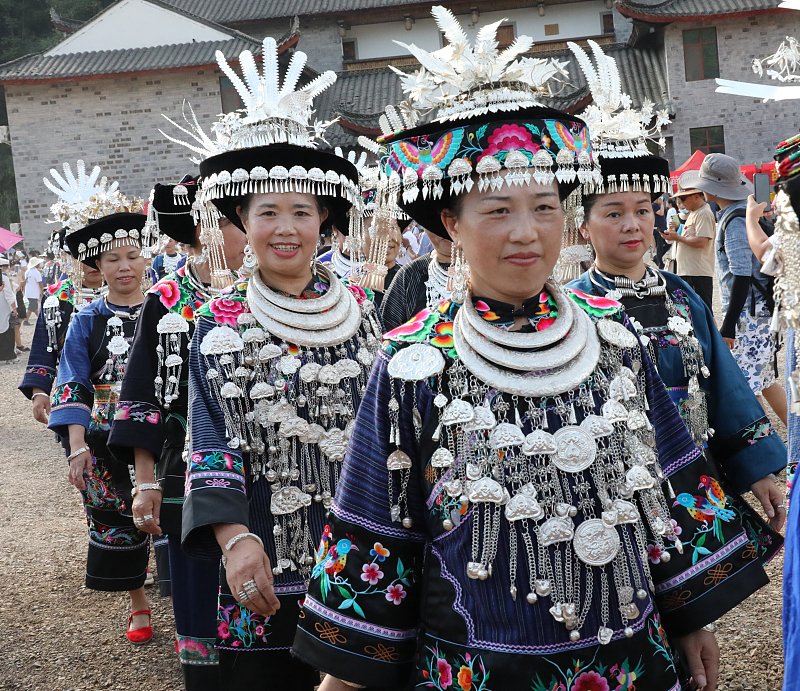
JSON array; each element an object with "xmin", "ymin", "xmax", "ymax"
[{"xmin": 0, "ymin": 320, "xmax": 786, "ymax": 690}]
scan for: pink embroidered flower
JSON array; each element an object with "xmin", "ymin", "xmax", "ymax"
[
  {"xmin": 647, "ymin": 544, "xmax": 663, "ymax": 564},
  {"xmin": 153, "ymin": 279, "xmax": 181, "ymax": 309},
  {"xmin": 145, "ymin": 411, "xmax": 160, "ymax": 424},
  {"xmin": 361, "ymin": 562, "xmax": 384, "ymax": 585},
  {"xmin": 255, "ymin": 625, "xmax": 265, "ymax": 636},
  {"xmin": 669, "ymin": 518, "xmax": 682, "ymax": 537},
  {"xmin": 383, "ymin": 308, "xmax": 433, "ymax": 339},
  {"xmin": 385, "ymin": 583, "xmax": 407, "ymax": 605},
  {"xmin": 573, "ymin": 671, "xmax": 609, "ymax": 691},
  {"xmin": 346, "ymin": 283, "xmax": 369, "ymax": 305},
  {"xmin": 208, "ymin": 296, "xmax": 246, "ymax": 327},
  {"xmin": 114, "ymin": 405, "xmax": 130, "ymax": 421},
  {"xmin": 223, "ymin": 453, "xmax": 236, "ymax": 470},
  {"xmin": 436, "ymin": 658, "xmax": 453, "ymax": 687},
  {"xmin": 481, "ymin": 124, "xmax": 540, "ymax": 160},
  {"xmin": 217, "ymin": 621, "xmax": 230, "ymax": 639},
  {"xmin": 48, "ymin": 279, "xmax": 63, "ymax": 295},
  {"xmin": 568, "ymin": 288, "xmax": 621, "ymax": 311}
]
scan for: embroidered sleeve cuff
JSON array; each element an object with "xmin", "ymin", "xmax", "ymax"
[
  {"xmin": 181, "ymin": 449, "xmax": 248, "ymax": 558},
  {"xmin": 19, "ymin": 366, "xmax": 56, "ymax": 399},
  {"xmin": 709, "ymin": 419, "xmax": 786, "ymax": 493},
  {"xmin": 107, "ymin": 400, "xmax": 166, "ymax": 463}
]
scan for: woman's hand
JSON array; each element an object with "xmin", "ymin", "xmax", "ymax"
[
  {"xmin": 318, "ymin": 675, "xmax": 364, "ymax": 690},
  {"xmin": 675, "ymin": 628, "xmax": 719, "ymax": 690},
  {"xmin": 224, "ymin": 539, "xmax": 281, "ymax": 618},
  {"xmin": 132, "ymin": 489, "xmax": 163, "ymax": 536},
  {"xmin": 31, "ymin": 392, "xmax": 51, "ymax": 425},
  {"xmin": 751, "ymin": 474, "xmax": 786, "ymax": 531},
  {"xmin": 746, "ymin": 194, "xmax": 767, "ymax": 223},
  {"xmin": 68, "ymin": 449, "xmax": 93, "ymax": 491}
]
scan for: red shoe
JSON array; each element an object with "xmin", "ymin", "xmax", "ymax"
[{"xmin": 126, "ymin": 609, "xmax": 153, "ymax": 645}]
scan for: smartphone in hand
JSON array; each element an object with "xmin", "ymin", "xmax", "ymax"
[{"xmin": 754, "ymin": 173, "xmax": 772, "ymax": 212}]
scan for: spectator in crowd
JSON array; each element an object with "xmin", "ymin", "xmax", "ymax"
[
  {"xmin": 0, "ymin": 257, "xmax": 17, "ymax": 363},
  {"xmin": 415, "ymin": 222, "xmax": 433, "ymax": 256},
  {"xmin": 652, "ymin": 192, "xmax": 669, "ymax": 266},
  {"xmin": 23, "ymin": 256, "xmax": 44, "ymax": 324},
  {"xmin": 684, "ymin": 152, "xmax": 788, "ymax": 424},
  {"xmin": 662, "ymin": 175, "xmax": 717, "ymax": 309},
  {"xmin": 150, "ymin": 237, "xmax": 184, "ymax": 282},
  {"xmin": 397, "ymin": 223, "xmax": 420, "ymax": 266}
]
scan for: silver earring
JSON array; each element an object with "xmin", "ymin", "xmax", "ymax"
[
  {"xmin": 311, "ymin": 238, "xmax": 321, "ymax": 271},
  {"xmin": 241, "ymin": 243, "xmax": 257, "ymax": 276},
  {"xmin": 447, "ymin": 242, "xmax": 469, "ymax": 304}
]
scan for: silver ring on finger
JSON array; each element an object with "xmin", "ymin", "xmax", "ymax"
[
  {"xmin": 237, "ymin": 590, "xmax": 250, "ymax": 602},
  {"xmin": 142, "ymin": 514, "xmax": 154, "ymax": 522},
  {"xmin": 243, "ymin": 579, "xmax": 258, "ymax": 593},
  {"xmin": 134, "ymin": 518, "xmax": 145, "ymax": 527},
  {"xmin": 778, "ymin": 503, "xmax": 786, "ymax": 510}
]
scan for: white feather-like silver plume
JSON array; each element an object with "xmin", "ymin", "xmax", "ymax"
[
  {"xmin": 44, "ymin": 160, "xmax": 138, "ymax": 232},
  {"xmin": 159, "ymin": 101, "xmax": 226, "ymax": 164},
  {"xmin": 358, "ymin": 135, "xmax": 384, "ymax": 157},
  {"xmin": 334, "ymin": 147, "xmax": 369, "ymax": 174},
  {"xmin": 44, "ymin": 160, "xmax": 101, "ymax": 204},
  {"xmin": 569, "ymin": 40, "xmax": 669, "ymax": 157},
  {"xmin": 391, "ymin": 5, "xmax": 565, "ymax": 122},
  {"xmin": 212, "ymin": 36, "xmax": 339, "ymax": 149}
]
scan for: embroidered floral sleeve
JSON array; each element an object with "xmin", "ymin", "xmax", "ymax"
[
  {"xmin": 636, "ymin": 337, "xmax": 777, "ymax": 636},
  {"xmin": 294, "ymin": 352, "xmax": 426, "ymax": 688},
  {"xmin": 48, "ymin": 308, "xmax": 94, "ymax": 434},
  {"xmin": 182, "ymin": 312, "xmax": 250, "ymax": 557}
]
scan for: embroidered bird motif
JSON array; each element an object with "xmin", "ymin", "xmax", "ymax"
[
  {"xmin": 609, "ymin": 659, "xmax": 644, "ymax": 690},
  {"xmin": 674, "ymin": 491, "xmax": 735, "ymax": 543},
  {"xmin": 311, "ymin": 536, "xmax": 358, "ymax": 601},
  {"xmin": 547, "ymin": 120, "xmax": 590, "ymax": 154},
  {"xmin": 698, "ymin": 475, "xmax": 728, "ymax": 509},
  {"xmin": 388, "ymin": 131, "xmax": 464, "ymax": 176}
]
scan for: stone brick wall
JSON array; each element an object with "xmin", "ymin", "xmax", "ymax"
[
  {"xmin": 664, "ymin": 11, "xmax": 800, "ymax": 167},
  {"xmin": 6, "ymin": 69, "xmax": 224, "ymax": 248}
]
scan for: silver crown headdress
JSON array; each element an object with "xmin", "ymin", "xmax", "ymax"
[
  {"xmin": 569, "ymin": 41, "xmax": 670, "ymax": 161},
  {"xmin": 391, "ymin": 5, "xmax": 569, "ymax": 123}
]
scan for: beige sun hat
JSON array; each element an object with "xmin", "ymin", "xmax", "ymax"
[{"xmin": 680, "ymin": 153, "xmax": 753, "ymax": 201}]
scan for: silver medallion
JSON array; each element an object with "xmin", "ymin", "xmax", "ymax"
[
  {"xmin": 488, "ymin": 422, "xmax": 525, "ymax": 449},
  {"xmin": 441, "ymin": 399, "xmax": 475, "ymax": 426},
  {"xmin": 626, "ymin": 465, "xmax": 655, "ymax": 490},
  {"xmin": 522, "ymin": 430, "xmax": 557, "ymax": 456},
  {"xmin": 505, "ymin": 491, "xmax": 544, "ymax": 521},
  {"xmin": 573, "ymin": 518, "xmax": 621, "ymax": 566},
  {"xmin": 386, "ymin": 450, "xmax": 412, "ymax": 470},
  {"xmin": 387, "ymin": 343, "xmax": 446, "ymax": 381},
  {"xmin": 539, "ymin": 516, "xmax": 574, "ymax": 546},
  {"xmin": 601, "ymin": 399, "xmax": 629, "ymax": 423},
  {"xmin": 270, "ymin": 486, "xmax": 312, "ymax": 515},
  {"xmin": 580, "ymin": 414, "xmax": 614, "ymax": 438},
  {"xmin": 596, "ymin": 318, "xmax": 638, "ymax": 350},
  {"xmin": 467, "ymin": 476, "xmax": 507, "ymax": 504},
  {"xmin": 430, "ymin": 447, "xmax": 454, "ymax": 468},
  {"xmin": 463, "ymin": 405, "xmax": 496, "ymax": 431},
  {"xmin": 552, "ymin": 426, "xmax": 596, "ymax": 473}
]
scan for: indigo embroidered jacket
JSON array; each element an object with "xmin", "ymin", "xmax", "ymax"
[{"xmin": 293, "ymin": 291, "xmax": 773, "ymax": 691}]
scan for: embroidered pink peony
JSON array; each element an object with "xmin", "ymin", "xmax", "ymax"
[
  {"xmin": 646, "ymin": 544, "xmax": 663, "ymax": 564},
  {"xmin": 383, "ymin": 308, "xmax": 435, "ymax": 340},
  {"xmin": 573, "ymin": 671, "xmax": 610, "ymax": 691},
  {"xmin": 346, "ymin": 283, "xmax": 369, "ymax": 305},
  {"xmin": 481, "ymin": 124, "xmax": 539, "ymax": 160},
  {"xmin": 217, "ymin": 621, "xmax": 230, "ymax": 639},
  {"xmin": 436, "ymin": 658, "xmax": 453, "ymax": 687},
  {"xmin": 152, "ymin": 279, "xmax": 181, "ymax": 309},
  {"xmin": 567, "ymin": 288, "xmax": 621, "ymax": 311},
  {"xmin": 208, "ymin": 296, "xmax": 246, "ymax": 327}
]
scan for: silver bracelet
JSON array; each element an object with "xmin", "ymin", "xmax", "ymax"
[
  {"xmin": 31, "ymin": 392, "xmax": 49, "ymax": 401},
  {"xmin": 66, "ymin": 446, "xmax": 89, "ymax": 462},
  {"xmin": 221, "ymin": 531, "xmax": 264, "ymax": 567},
  {"xmin": 132, "ymin": 482, "xmax": 162, "ymax": 498},
  {"xmin": 703, "ymin": 622, "xmax": 718, "ymax": 634}
]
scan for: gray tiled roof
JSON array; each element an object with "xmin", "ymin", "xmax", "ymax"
[
  {"xmin": 162, "ymin": 0, "xmax": 439, "ymax": 23},
  {"xmin": 617, "ymin": 0, "xmax": 782, "ymax": 19},
  {"xmin": 318, "ymin": 43, "xmax": 669, "ymax": 148},
  {"xmin": 0, "ymin": 37, "xmax": 260, "ymax": 82}
]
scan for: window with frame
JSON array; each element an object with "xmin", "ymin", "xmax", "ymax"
[
  {"xmin": 342, "ymin": 39, "xmax": 357, "ymax": 61},
  {"xmin": 682, "ymin": 27, "xmax": 719, "ymax": 81},
  {"xmin": 497, "ymin": 23, "xmax": 515, "ymax": 49},
  {"xmin": 220, "ymin": 75, "xmax": 244, "ymax": 113},
  {"xmin": 689, "ymin": 126, "xmax": 725, "ymax": 155},
  {"xmin": 601, "ymin": 12, "xmax": 615, "ymax": 35}
]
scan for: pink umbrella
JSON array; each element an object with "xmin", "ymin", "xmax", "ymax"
[{"xmin": 0, "ymin": 226, "xmax": 24, "ymax": 252}]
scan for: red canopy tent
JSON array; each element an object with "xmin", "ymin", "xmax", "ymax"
[
  {"xmin": 670, "ymin": 150, "xmax": 705, "ymax": 190},
  {"xmin": 670, "ymin": 150, "xmax": 777, "ymax": 193}
]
